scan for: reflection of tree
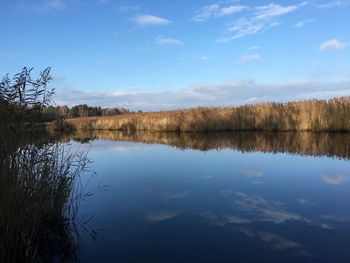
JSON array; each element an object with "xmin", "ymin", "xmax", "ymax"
[{"xmin": 60, "ymin": 130, "xmax": 350, "ymax": 160}]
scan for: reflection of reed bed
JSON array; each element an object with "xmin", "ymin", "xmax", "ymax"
[
  {"xmin": 59, "ymin": 130, "xmax": 350, "ymax": 160},
  {"xmin": 61, "ymin": 97, "xmax": 350, "ymax": 132},
  {"xmin": 0, "ymin": 128, "xmax": 93, "ymax": 262}
]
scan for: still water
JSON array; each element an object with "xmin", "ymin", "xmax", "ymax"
[{"xmin": 66, "ymin": 131, "xmax": 350, "ymax": 263}]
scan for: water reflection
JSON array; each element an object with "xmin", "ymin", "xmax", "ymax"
[
  {"xmin": 67, "ymin": 130, "xmax": 350, "ymax": 263},
  {"xmin": 322, "ymin": 174, "xmax": 348, "ymax": 185},
  {"xmin": 56, "ymin": 130, "xmax": 350, "ymax": 160}
]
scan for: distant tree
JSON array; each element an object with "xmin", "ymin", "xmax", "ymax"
[{"xmin": 58, "ymin": 105, "xmax": 69, "ymax": 117}]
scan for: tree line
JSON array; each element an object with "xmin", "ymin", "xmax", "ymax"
[{"xmin": 42, "ymin": 104, "xmax": 131, "ymax": 121}]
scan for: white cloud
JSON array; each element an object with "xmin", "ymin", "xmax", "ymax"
[
  {"xmin": 193, "ymin": 4, "xmax": 246, "ymax": 22},
  {"xmin": 134, "ymin": 15, "xmax": 171, "ymax": 26},
  {"xmin": 54, "ymin": 80, "xmax": 350, "ymax": 111},
  {"xmin": 155, "ymin": 36, "xmax": 184, "ymax": 46},
  {"xmin": 319, "ymin": 39, "xmax": 346, "ymax": 51},
  {"xmin": 293, "ymin": 18, "xmax": 315, "ymax": 28},
  {"xmin": 237, "ymin": 54, "xmax": 261, "ymax": 64},
  {"xmin": 38, "ymin": 0, "xmax": 65, "ymax": 12},
  {"xmin": 218, "ymin": 3, "xmax": 302, "ymax": 42}
]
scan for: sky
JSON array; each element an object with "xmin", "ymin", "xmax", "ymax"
[{"xmin": 0, "ymin": 0, "xmax": 349, "ymax": 111}]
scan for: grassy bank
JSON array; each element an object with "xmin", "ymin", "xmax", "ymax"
[{"xmin": 56, "ymin": 97, "xmax": 350, "ymax": 132}]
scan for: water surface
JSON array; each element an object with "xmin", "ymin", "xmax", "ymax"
[{"xmin": 66, "ymin": 131, "xmax": 350, "ymax": 263}]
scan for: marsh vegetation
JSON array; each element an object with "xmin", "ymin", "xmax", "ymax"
[
  {"xmin": 0, "ymin": 68, "xmax": 96, "ymax": 262},
  {"xmin": 58, "ymin": 97, "xmax": 350, "ymax": 132}
]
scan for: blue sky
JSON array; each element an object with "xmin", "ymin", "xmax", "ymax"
[{"xmin": 0, "ymin": 0, "xmax": 349, "ymax": 110}]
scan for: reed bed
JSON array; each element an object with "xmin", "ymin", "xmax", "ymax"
[
  {"xmin": 0, "ymin": 67, "xmax": 98, "ymax": 262},
  {"xmin": 0, "ymin": 127, "xmax": 93, "ymax": 263},
  {"xmin": 58, "ymin": 97, "xmax": 350, "ymax": 132}
]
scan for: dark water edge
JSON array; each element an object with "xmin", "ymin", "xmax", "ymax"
[{"xmin": 55, "ymin": 130, "xmax": 350, "ymax": 160}]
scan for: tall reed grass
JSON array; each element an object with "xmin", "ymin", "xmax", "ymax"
[
  {"xmin": 0, "ymin": 67, "xmax": 98, "ymax": 262},
  {"xmin": 58, "ymin": 97, "xmax": 350, "ymax": 132},
  {"xmin": 0, "ymin": 127, "xmax": 93, "ymax": 263}
]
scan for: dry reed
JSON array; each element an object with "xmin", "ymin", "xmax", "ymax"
[{"xmin": 57, "ymin": 97, "xmax": 350, "ymax": 132}]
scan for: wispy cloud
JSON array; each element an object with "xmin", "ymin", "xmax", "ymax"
[
  {"xmin": 97, "ymin": 58, "xmax": 109, "ymax": 65},
  {"xmin": 322, "ymin": 174, "xmax": 347, "ymax": 185},
  {"xmin": 0, "ymin": 51, "xmax": 13, "ymax": 61},
  {"xmin": 319, "ymin": 39, "xmax": 347, "ymax": 51},
  {"xmin": 241, "ymin": 168, "xmax": 262, "ymax": 177},
  {"xmin": 297, "ymin": 198, "xmax": 316, "ymax": 206},
  {"xmin": 317, "ymin": 0, "xmax": 350, "ymax": 8},
  {"xmin": 221, "ymin": 191, "xmax": 308, "ymax": 224},
  {"xmin": 218, "ymin": 3, "xmax": 302, "ymax": 42},
  {"xmin": 134, "ymin": 15, "xmax": 171, "ymax": 26},
  {"xmin": 237, "ymin": 54, "xmax": 261, "ymax": 64},
  {"xmin": 37, "ymin": 0, "xmax": 66, "ymax": 12},
  {"xmin": 293, "ymin": 18, "xmax": 315, "ymax": 28},
  {"xmin": 145, "ymin": 211, "xmax": 178, "ymax": 222},
  {"xmin": 219, "ymin": 5, "xmax": 247, "ymax": 16},
  {"xmin": 155, "ymin": 36, "xmax": 184, "ymax": 46},
  {"xmin": 254, "ymin": 3, "xmax": 299, "ymax": 20},
  {"xmin": 179, "ymin": 53, "xmax": 209, "ymax": 62},
  {"xmin": 240, "ymin": 229, "xmax": 300, "ymax": 250},
  {"xmin": 97, "ymin": 0, "xmax": 109, "ymax": 6},
  {"xmin": 54, "ymin": 80, "xmax": 350, "ymax": 111},
  {"xmin": 201, "ymin": 211, "xmax": 252, "ymax": 226},
  {"xmin": 193, "ymin": 4, "xmax": 246, "ymax": 22},
  {"xmin": 161, "ymin": 191, "xmax": 189, "ymax": 201},
  {"xmin": 118, "ymin": 5, "xmax": 140, "ymax": 12},
  {"xmin": 249, "ymin": 45, "xmax": 260, "ymax": 50}
]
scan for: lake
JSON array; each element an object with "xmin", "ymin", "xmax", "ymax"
[{"xmin": 62, "ymin": 131, "xmax": 350, "ymax": 262}]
